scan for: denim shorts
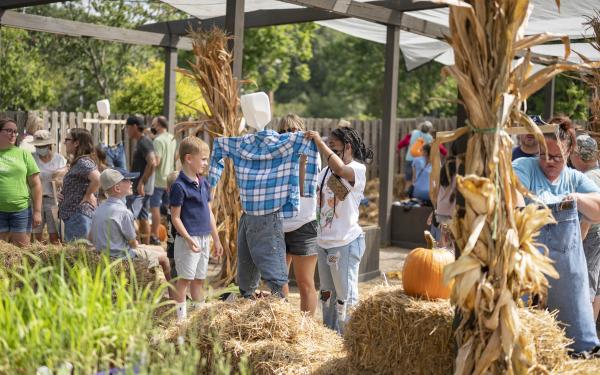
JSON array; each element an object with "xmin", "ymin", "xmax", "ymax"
[
  {"xmin": 126, "ymin": 194, "xmax": 150, "ymax": 220},
  {"xmin": 149, "ymin": 187, "xmax": 169, "ymax": 209},
  {"xmin": 284, "ymin": 220, "xmax": 318, "ymax": 256},
  {"xmin": 63, "ymin": 211, "xmax": 92, "ymax": 242},
  {"xmin": 0, "ymin": 207, "xmax": 32, "ymax": 233}
]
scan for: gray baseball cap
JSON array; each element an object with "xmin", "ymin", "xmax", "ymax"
[
  {"xmin": 100, "ymin": 168, "xmax": 139, "ymax": 191},
  {"xmin": 575, "ymin": 134, "xmax": 598, "ymax": 162}
]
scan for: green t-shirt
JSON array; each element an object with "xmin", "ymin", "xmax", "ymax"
[
  {"xmin": 153, "ymin": 132, "xmax": 177, "ymax": 189},
  {"xmin": 0, "ymin": 146, "xmax": 40, "ymax": 212}
]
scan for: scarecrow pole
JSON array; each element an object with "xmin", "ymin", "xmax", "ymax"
[{"xmin": 429, "ymin": 1, "xmax": 600, "ymax": 373}]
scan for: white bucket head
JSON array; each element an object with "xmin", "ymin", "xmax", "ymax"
[
  {"xmin": 240, "ymin": 92, "xmax": 271, "ymax": 131},
  {"xmin": 96, "ymin": 99, "xmax": 110, "ymax": 118}
]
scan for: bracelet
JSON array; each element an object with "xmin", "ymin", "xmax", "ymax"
[{"xmin": 327, "ymin": 153, "xmax": 335, "ymax": 163}]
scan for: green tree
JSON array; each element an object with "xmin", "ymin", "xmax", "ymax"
[
  {"xmin": 23, "ymin": 1, "xmax": 188, "ymax": 111},
  {"xmin": 0, "ymin": 27, "xmax": 58, "ymax": 111},
  {"xmin": 112, "ymin": 59, "xmax": 206, "ymax": 117},
  {"xmin": 243, "ymin": 23, "xmax": 317, "ymax": 100}
]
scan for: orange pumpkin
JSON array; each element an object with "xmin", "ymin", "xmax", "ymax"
[
  {"xmin": 402, "ymin": 231, "xmax": 454, "ymax": 300},
  {"xmin": 158, "ymin": 224, "xmax": 168, "ymax": 242}
]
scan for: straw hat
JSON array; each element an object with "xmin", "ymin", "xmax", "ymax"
[{"xmin": 30, "ymin": 130, "xmax": 55, "ymax": 146}]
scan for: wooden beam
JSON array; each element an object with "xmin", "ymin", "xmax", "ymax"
[
  {"xmin": 279, "ymin": 0, "xmax": 449, "ymax": 39},
  {"xmin": 374, "ymin": 0, "xmax": 445, "ymax": 12},
  {"xmin": 225, "ymin": 0, "xmax": 245, "ymax": 80},
  {"xmin": 379, "ymin": 25, "xmax": 400, "ymax": 246},
  {"xmin": 0, "ymin": 0, "xmax": 69, "ymax": 9},
  {"xmin": 137, "ymin": 8, "xmax": 345, "ymax": 35},
  {"xmin": 543, "ymin": 77, "xmax": 556, "ymax": 121},
  {"xmin": 0, "ymin": 10, "xmax": 193, "ymax": 50},
  {"xmin": 164, "ymin": 43, "xmax": 178, "ymax": 132}
]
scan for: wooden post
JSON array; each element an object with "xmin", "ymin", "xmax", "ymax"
[
  {"xmin": 378, "ymin": 25, "xmax": 400, "ymax": 246},
  {"xmin": 225, "ymin": 0, "xmax": 245, "ymax": 80},
  {"xmin": 543, "ymin": 76, "xmax": 555, "ymax": 121},
  {"xmin": 163, "ymin": 37, "xmax": 177, "ymax": 132}
]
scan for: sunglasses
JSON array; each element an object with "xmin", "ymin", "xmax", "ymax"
[{"xmin": 279, "ymin": 128, "xmax": 299, "ymax": 134}]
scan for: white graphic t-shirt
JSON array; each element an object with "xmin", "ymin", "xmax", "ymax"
[{"xmin": 316, "ymin": 161, "xmax": 366, "ymax": 249}]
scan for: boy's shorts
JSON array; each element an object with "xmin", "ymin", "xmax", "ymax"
[
  {"xmin": 131, "ymin": 244, "xmax": 164, "ymax": 269},
  {"xmin": 174, "ymin": 235, "xmax": 211, "ymax": 280}
]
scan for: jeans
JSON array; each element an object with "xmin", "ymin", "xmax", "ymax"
[
  {"xmin": 0, "ymin": 207, "xmax": 32, "ymax": 233},
  {"xmin": 100, "ymin": 143, "xmax": 127, "ymax": 169},
  {"xmin": 126, "ymin": 195, "xmax": 150, "ymax": 220},
  {"xmin": 63, "ymin": 212, "xmax": 92, "ymax": 242},
  {"xmin": 537, "ymin": 201, "xmax": 600, "ymax": 353},
  {"xmin": 317, "ymin": 234, "xmax": 365, "ymax": 334},
  {"xmin": 237, "ymin": 212, "xmax": 288, "ymax": 298}
]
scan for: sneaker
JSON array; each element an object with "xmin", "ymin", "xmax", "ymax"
[
  {"xmin": 149, "ymin": 236, "xmax": 161, "ymax": 245},
  {"xmin": 570, "ymin": 345, "xmax": 600, "ymax": 359}
]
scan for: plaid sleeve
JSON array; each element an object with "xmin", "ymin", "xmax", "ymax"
[
  {"xmin": 208, "ymin": 137, "xmax": 236, "ymax": 188},
  {"xmin": 298, "ymin": 136, "xmax": 319, "ymax": 197}
]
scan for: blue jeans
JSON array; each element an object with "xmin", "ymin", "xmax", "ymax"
[
  {"xmin": 538, "ymin": 201, "xmax": 600, "ymax": 353},
  {"xmin": 317, "ymin": 234, "xmax": 365, "ymax": 334},
  {"xmin": 0, "ymin": 207, "xmax": 32, "ymax": 233},
  {"xmin": 237, "ymin": 212, "xmax": 288, "ymax": 298},
  {"xmin": 100, "ymin": 143, "xmax": 127, "ymax": 169},
  {"xmin": 63, "ymin": 212, "xmax": 92, "ymax": 242},
  {"xmin": 149, "ymin": 187, "xmax": 169, "ymax": 209}
]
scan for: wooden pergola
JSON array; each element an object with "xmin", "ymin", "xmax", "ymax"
[{"xmin": 0, "ymin": 0, "xmax": 452, "ymax": 245}]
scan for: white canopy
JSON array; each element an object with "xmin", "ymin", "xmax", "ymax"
[{"xmin": 161, "ymin": 0, "xmax": 600, "ymax": 70}]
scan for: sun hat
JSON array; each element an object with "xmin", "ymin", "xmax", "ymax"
[{"xmin": 31, "ymin": 130, "xmax": 55, "ymax": 146}]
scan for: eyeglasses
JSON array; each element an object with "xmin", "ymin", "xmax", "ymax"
[
  {"xmin": 278, "ymin": 128, "xmax": 298, "ymax": 134},
  {"xmin": 542, "ymin": 153, "xmax": 564, "ymax": 163},
  {"xmin": 0, "ymin": 129, "xmax": 18, "ymax": 135}
]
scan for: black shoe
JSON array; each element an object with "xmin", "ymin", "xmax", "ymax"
[
  {"xmin": 570, "ymin": 345, "xmax": 600, "ymax": 359},
  {"xmin": 149, "ymin": 236, "xmax": 161, "ymax": 245}
]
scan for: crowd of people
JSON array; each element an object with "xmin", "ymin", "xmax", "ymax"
[
  {"xmin": 3, "ymin": 109, "xmax": 600, "ymax": 348},
  {"xmin": 0, "ymin": 111, "xmax": 372, "ymax": 334}
]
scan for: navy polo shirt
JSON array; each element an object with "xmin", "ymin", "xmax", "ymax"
[{"xmin": 169, "ymin": 171, "xmax": 212, "ymax": 236}]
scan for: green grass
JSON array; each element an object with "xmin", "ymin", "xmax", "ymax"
[{"xmin": 0, "ymin": 250, "xmax": 248, "ymax": 374}]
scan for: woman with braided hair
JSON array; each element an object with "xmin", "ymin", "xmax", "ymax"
[{"xmin": 304, "ymin": 126, "xmax": 373, "ymax": 334}]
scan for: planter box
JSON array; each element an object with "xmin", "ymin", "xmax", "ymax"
[
  {"xmin": 391, "ymin": 204, "xmax": 433, "ymax": 248},
  {"xmin": 288, "ymin": 225, "xmax": 381, "ymax": 287}
]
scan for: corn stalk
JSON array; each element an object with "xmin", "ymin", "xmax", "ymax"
[
  {"xmin": 428, "ymin": 1, "xmax": 600, "ymax": 374},
  {"xmin": 176, "ymin": 29, "xmax": 244, "ymax": 286},
  {"xmin": 582, "ymin": 11, "xmax": 600, "ymax": 136}
]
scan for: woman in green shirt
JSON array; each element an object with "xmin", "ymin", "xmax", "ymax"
[{"xmin": 0, "ymin": 118, "xmax": 42, "ymax": 247}]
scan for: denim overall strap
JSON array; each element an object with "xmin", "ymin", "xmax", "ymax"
[{"xmin": 537, "ymin": 201, "xmax": 600, "ymax": 353}]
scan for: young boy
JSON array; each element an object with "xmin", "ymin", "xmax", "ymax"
[
  {"xmin": 170, "ymin": 136, "xmax": 222, "ymax": 321},
  {"xmin": 90, "ymin": 168, "xmax": 171, "ymax": 282}
]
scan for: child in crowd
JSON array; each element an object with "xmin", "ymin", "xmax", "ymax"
[
  {"xmin": 165, "ymin": 170, "xmax": 179, "ymax": 281},
  {"xmin": 89, "ymin": 168, "xmax": 171, "ymax": 284},
  {"xmin": 170, "ymin": 136, "xmax": 222, "ymax": 321}
]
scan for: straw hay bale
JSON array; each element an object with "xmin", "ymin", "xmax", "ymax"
[
  {"xmin": 343, "ymin": 287, "xmax": 586, "ymax": 375},
  {"xmin": 0, "ymin": 241, "xmax": 158, "ymax": 287},
  {"xmin": 558, "ymin": 359, "xmax": 600, "ymax": 374},
  {"xmin": 344, "ymin": 287, "xmax": 454, "ymax": 375},
  {"xmin": 164, "ymin": 298, "xmax": 344, "ymax": 374}
]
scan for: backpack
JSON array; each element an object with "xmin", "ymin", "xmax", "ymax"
[{"xmin": 410, "ymin": 137, "xmax": 426, "ymax": 157}]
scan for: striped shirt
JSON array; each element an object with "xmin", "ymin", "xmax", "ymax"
[{"xmin": 208, "ymin": 130, "xmax": 319, "ymax": 218}]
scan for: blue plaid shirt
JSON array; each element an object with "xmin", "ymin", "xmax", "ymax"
[{"xmin": 208, "ymin": 130, "xmax": 319, "ymax": 218}]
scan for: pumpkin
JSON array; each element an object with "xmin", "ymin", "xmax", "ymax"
[
  {"xmin": 402, "ymin": 231, "xmax": 455, "ymax": 300},
  {"xmin": 158, "ymin": 224, "xmax": 168, "ymax": 242}
]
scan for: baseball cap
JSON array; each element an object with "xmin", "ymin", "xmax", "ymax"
[
  {"xmin": 575, "ymin": 134, "xmax": 598, "ymax": 162},
  {"xmin": 419, "ymin": 121, "xmax": 433, "ymax": 133},
  {"xmin": 31, "ymin": 130, "xmax": 55, "ymax": 146},
  {"xmin": 125, "ymin": 116, "xmax": 147, "ymax": 128},
  {"xmin": 529, "ymin": 115, "xmax": 548, "ymax": 126},
  {"xmin": 100, "ymin": 168, "xmax": 139, "ymax": 191}
]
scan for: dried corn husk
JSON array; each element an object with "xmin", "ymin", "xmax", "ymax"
[
  {"xmin": 176, "ymin": 29, "xmax": 244, "ymax": 286},
  {"xmin": 428, "ymin": 1, "xmax": 599, "ymax": 374},
  {"xmin": 581, "ymin": 12, "xmax": 600, "ymax": 141}
]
